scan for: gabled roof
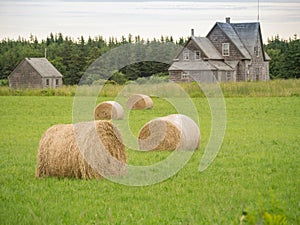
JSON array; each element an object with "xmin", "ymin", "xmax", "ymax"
[
  {"xmin": 211, "ymin": 22, "xmax": 252, "ymax": 59},
  {"xmin": 192, "ymin": 36, "xmax": 223, "ymax": 60},
  {"xmin": 208, "ymin": 21, "xmax": 270, "ymax": 61},
  {"xmin": 25, "ymin": 57, "xmax": 63, "ymax": 78},
  {"xmin": 231, "ymin": 22, "xmax": 260, "ymax": 57},
  {"xmin": 231, "ymin": 22, "xmax": 270, "ymax": 61}
]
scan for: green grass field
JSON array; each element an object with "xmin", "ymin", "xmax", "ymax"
[{"xmin": 0, "ymin": 93, "xmax": 299, "ymax": 224}]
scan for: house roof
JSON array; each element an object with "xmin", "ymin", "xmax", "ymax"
[
  {"xmin": 26, "ymin": 57, "xmax": 63, "ymax": 78},
  {"xmin": 209, "ymin": 61, "xmax": 234, "ymax": 71},
  {"xmin": 231, "ymin": 22, "xmax": 260, "ymax": 57},
  {"xmin": 214, "ymin": 22, "xmax": 252, "ymax": 59},
  {"xmin": 169, "ymin": 61, "xmax": 216, "ymax": 71},
  {"xmin": 211, "ymin": 22, "xmax": 270, "ymax": 61},
  {"xmin": 192, "ymin": 36, "xmax": 223, "ymax": 60},
  {"xmin": 169, "ymin": 61, "xmax": 233, "ymax": 71}
]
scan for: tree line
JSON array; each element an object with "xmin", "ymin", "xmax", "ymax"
[
  {"xmin": 0, "ymin": 33, "xmax": 184, "ymax": 85},
  {"xmin": 0, "ymin": 33, "xmax": 299, "ymax": 85},
  {"xmin": 265, "ymin": 35, "xmax": 300, "ymax": 79}
]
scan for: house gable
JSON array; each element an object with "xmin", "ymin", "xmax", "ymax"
[
  {"xmin": 174, "ymin": 36, "xmax": 223, "ymax": 62},
  {"xmin": 9, "ymin": 59, "xmax": 42, "ymax": 89},
  {"xmin": 207, "ymin": 23, "xmax": 251, "ymax": 60},
  {"xmin": 174, "ymin": 37, "xmax": 206, "ymax": 62}
]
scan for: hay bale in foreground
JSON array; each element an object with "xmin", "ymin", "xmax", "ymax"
[
  {"xmin": 36, "ymin": 120, "xmax": 126, "ymax": 179},
  {"xmin": 94, "ymin": 101, "xmax": 124, "ymax": 120},
  {"xmin": 127, "ymin": 94, "xmax": 153, "ymax": 110},
  {"xmin": 138, "ymin": 114, "xmax": 200, "ymax": 151}
]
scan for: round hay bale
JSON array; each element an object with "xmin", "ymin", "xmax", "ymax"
[
  {"xmin": 138, "ymin": 114, "xmax": 200, "ymax": 151},
  {"xmin": 126, "ymin": 94, "xmax": 153, "ymax": 110},
  {"xmin": 94, "ymin": 101, "xmax": 124, "ymax": 120},
  {"xmin": 36, "ymin": 120, "xmax": 126, "ymax": 179}
]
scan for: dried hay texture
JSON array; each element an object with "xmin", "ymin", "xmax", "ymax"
[
  {"xmin": 36, "ymin": 120, "xmax": 126, "ymax": 179},
  {"xmin": 94, "ymin": 101, "xmax": 124, "ymax": 120},
  {"xmin": 138, "ymin": 114, "xmax": 200, "ymax": 151},
  {"xmin": 127, "ymin": 94, "xmax": 153, "ymax": 110}
]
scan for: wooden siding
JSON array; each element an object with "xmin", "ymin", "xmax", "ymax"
[
  {"xmin": 169, "ymin": 21, "xmax": 270, "ymax": 83},
  {"xmin": 9, "ymin": 59, "xmax": 63, "ymax": 89},
  {"xmin": 178, "ymin": 41, "xmax": 207, "ymax": 62},
  {"xmin": 9, "ymin": 60, "xmax": 42, "ymax": 89},
  {"xmin": 207, "ymin": 26, "xmax": 244, "ymax": 61},
  {"xmin": 170, "ymin": 70, "xmax": 217, "ymax": 83},
  {"xmin": 248, "ymin": 36, "xmax": 270, "ymax": 81}
]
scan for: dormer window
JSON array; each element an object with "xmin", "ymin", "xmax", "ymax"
[
  {"xmin": 195, "ymin": 51, "xmax": 201, "ymax": 60},
  {"xmin": 183, "ymin": 50, "xmax": 189, "ymax": 61},
  {"xmin": 222, "ymin": 43, "xmax": 230, "ymax": 56}
]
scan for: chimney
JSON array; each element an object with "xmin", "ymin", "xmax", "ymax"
[
  {"xmin": 226, "ymin": 17, "xmax": 231, "ymax": 23},
  {"xmin": 191, "ymin": 28, "xmax": 194, "ymax": 36}
]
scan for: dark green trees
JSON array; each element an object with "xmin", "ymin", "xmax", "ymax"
[
  {"xmin": 1, "ymin": 33, "xmax": 299, "ymax": 85},
  {"xmin": 265, "ymin": 35, "xmax": 300, "ymax": 79}
]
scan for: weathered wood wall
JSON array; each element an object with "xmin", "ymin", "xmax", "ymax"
[
  {"xmin": 9, "ymin": 60, "xmax": 63, "ymax": 89},
  {"xmin": 9, "ymin": 60, "xmax": 42, "ymax": 89}
]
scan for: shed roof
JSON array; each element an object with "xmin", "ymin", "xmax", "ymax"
[
  {"xmin": 169, "ymin": 60, "xmax": 233, "ymax": 71},
  {"xmin": 192, "ymin": 36, "xmax": 223, "ymax": 60},
  {"xmin": 169, "ymin": 61, "xmax": 215, "ymax": 71},
  {"xmin": 26, "ymin": 57, "xmax": 63, "ymax": 78},
  {"xmin": 209, "ymin": 60, "xmax": 234, "ymax": 71}
]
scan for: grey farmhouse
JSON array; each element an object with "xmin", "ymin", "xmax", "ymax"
[
  {"xmin": 169, "ymin": 18, "xmax": 270, "ymax": 82},
  {"xmin": 9, "ymin": 57, "xmax": 63, "ymax": 89}
]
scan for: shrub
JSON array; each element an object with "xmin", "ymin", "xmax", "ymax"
[
  {"xmin": 0, "ymin": 79, "xmax": 9, "ymax": 87},
  {"xmin": 111, "ymin": 71, "xmax": 127, "ymax": 85}
]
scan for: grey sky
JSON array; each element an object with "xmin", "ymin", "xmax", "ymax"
[{"xmin": 0, "ymin": 0, "xmax": 299, "ymax": 41}]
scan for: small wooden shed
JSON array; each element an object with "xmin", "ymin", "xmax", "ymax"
[{"xmin": 8, "ymin": 57, "xmax": 63, "ymax": 89}]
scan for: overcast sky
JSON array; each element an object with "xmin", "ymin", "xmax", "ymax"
[{"xmin": 0, "ymin": 0, "xmax": 299, "ymax": 42}]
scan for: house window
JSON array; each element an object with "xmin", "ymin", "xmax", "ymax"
[
  {"xmin": 46, "ymin": 79, "xmax": 49, "ymax": 86},
  {"xmin": 181, "ymin": 72, "xmax": 189, "ymax": 80},
  {"xmin": 226, "ymin": 71, "xmax": 231, "ymax": 81},
  {"xmin": 255, "ymin": 68, "xmax": 260, "ymax": 80},
  {"xmin": 195, "ymin": 51, "xmax": 201, "ymax": 60},
  {"xmin": 222, "ymin": 43, "xmax": 230, "ymax": 56},
  {"xmin": 55, "ymin": 79, "xmax": 59, "ymax": 86},
  {"xmin": 254, "ymin": 46, "xmax": 259, "ymax": 57},
  {"xmin": 183, "ymin": 50, "xmax": 189, "ymax": 61}
]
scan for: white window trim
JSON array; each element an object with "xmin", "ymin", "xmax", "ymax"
[
  {"xmin": 222, "ymin": 43, "xmax": 230, "ymax": 56},
  {"xmin": 183, "ymin": 50, "xmax": 189, "ymax": 61},
  {"xmin": 195, "ymin": 51, "xmax": 201, "ymax": 60},
  {"xmin": 181, "ymin": 71, "xmax": 189, "ymax": 80}
]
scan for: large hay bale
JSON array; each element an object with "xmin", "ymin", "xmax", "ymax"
[
  {"xmin": 127, "ymin": 94, "xmax": 153, "ymax": 110},
  {"xmin": 36, "ymin": 120, "xmax": 126, "ymax": 179},
  {"xmin": 138, "ymin": 114, "xmax": 200, "ymax": 151},
  {"xmin": 94, "ymin": 101, "xmax": 124, "ymax": 120}
]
